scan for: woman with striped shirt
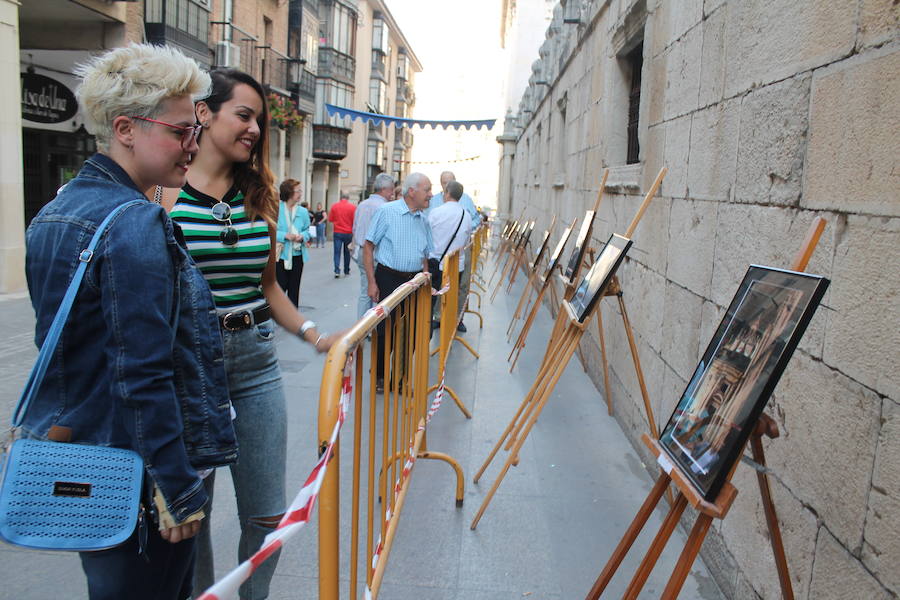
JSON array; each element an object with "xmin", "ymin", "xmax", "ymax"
[{"xmin": 166, "ymin": 69, "xmax": 337, "ymax": 600}]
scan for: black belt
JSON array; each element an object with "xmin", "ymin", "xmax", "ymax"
[
  {"xmin": 376, "ymin": 264, "xmax": 419, "ymax": 279},
  {"xmin": 219, "ymin": 304, "xmax": 272, "ymax": 331}
]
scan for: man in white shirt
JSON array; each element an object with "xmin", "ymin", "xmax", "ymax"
[
  {"xmin": 426, "ymin": 171, "xmax": 479, "ymax": 223},
  {"xmin": 428, "ymin": 180, "xmax": 472, "ymax": 331},
  {"xmin": 352, "ymin": 172, "xmax": 394, "ymax": 318}
]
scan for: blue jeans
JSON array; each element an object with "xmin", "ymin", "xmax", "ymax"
[
  {"xmin": 333, "ymin": 232, "xmax": 352, "ymax": 274},
  {"xmin": 194, "ymin": 318, "xmax": 287, "ymax": 600},
  {"xmin": 81, "ymin": 523, "xmax": 196, "ymax": 600},
  {"xmin": 356, "ymin": 255, "xmax": 374, "ymax": 319},
  {"xmin": 315, "ymin": 223, "xmax": 326, "ymax": 247}
]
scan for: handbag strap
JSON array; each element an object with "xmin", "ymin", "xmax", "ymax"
[
  {"xmin": 12, "ymin": 200, "xmax": 145, "ymax": 427},
  {"xmin": 438, "ymin": 210, "xmax": 466, "ymax": 264}
]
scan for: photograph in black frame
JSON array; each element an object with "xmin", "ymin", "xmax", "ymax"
[
  {"xmin": 543, "ymin": 225, "xmax": 575, "ymax": 281},
  {"xmin": 515, "ymin": 221, "xmax": 535, "ymax": 250},
  {"xmin": 566, "ymin": 234, "xmax": 632, "ymax": 323},
  {"xmin": 563, "ymin": 210, "xmax": 595, "ymax": 282},
  {"xmin": 659, "ymin": 266, "xmax": 830, "ymax": 501}
]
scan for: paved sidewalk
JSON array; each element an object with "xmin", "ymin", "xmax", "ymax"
[{"xmin": 0, "ymin": 243, "xmax": 724, "ymax": 599}]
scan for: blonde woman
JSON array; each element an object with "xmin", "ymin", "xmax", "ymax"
[{"xmin": 23, "ymin": 44, "xmax": 237, "ymax": 599}]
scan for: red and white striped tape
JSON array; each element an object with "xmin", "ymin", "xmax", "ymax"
[
  {"xmin": 197, "ymin": 360, "xmax": 354, "ymax": 600},
  {"xmin": 364, "ymin": 376, "xmax": 446, "ymax": 600}
]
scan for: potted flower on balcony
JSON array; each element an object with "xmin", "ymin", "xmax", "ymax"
[{"xmin": 268, "ymin": 92, "xmax": 304, "ymax": 129}]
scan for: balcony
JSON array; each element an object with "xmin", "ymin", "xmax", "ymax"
[
  {"xmin": 293, "ymin": 68, "xmax": 316, "ymax": 101},
  {"xmin": 318, "ymin": 47, "xmax": 356, "ymax": 87},
  {"xmin": 260, "ymin": 46, "xmax": 292, "ymax": 95},
  {"xmin": 396, "ymin": 82, "xmax": 409, "ymax": 104},
  {"xmin": 371, "ymin": 50, "xmax": 387, "ymax": 82},
  {"xmin": 312, "ymin": 124, "xmax": 351, "ymax": 160},
  {"xmin": 145, "ymin": 0, "xmax": 210, "ymax": 67}
]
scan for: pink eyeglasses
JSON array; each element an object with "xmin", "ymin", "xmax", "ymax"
[{"xmin": 131, "ymin": 116, "xmax": 202, "ymax": 150}]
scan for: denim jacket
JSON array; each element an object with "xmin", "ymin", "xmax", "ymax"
[{"xmin": 23, "ymin": 153, "xmax": 238, "ymax": 524}]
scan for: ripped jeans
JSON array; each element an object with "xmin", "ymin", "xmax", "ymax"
[{"xmin": 194, "ymin": 318, "xmax": 287, "ymax": 600}]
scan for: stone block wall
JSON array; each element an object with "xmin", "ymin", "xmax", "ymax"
[{"xmin": 503, "ymin": 0, "xmax": 899, "ymax": 597}]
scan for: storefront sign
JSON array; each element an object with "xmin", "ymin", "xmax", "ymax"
[{"xmin": 21, "ymin": 72, "xmax": 78, "ymax": 124}]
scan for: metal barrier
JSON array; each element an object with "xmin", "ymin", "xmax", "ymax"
[
  {"xmin": 466, "ymin": 224, "xmax": 488, "ymax": 317},
  {"xmin": 428, "ymin": 245, "xmax": 479, "ymax": 420},
  {"xmin": 317, "ymin": 273, "xmax": 464, "ymax": 600}
]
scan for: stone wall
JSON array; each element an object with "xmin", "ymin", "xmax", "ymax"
[{"xmin": 502, "ymin": 0, "xmax": 899, "ymax": 598}]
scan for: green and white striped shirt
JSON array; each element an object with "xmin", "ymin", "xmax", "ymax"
[{"xmin": 171, "ymin": 184, "xmax": 270, "ymax": 314}]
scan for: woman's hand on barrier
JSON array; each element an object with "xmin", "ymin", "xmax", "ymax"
[
  {"xmin": 160, "ymin": 518, "xmax": 202, "ymax": 544},
  {"xmin": 314, "ymin": 329, "xmax": 347, "ymax": 353}
]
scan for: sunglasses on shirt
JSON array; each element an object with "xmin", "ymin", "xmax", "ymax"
[{"xmin": 211, "ymin": 202, "xmax": 239, "ymax": 246}]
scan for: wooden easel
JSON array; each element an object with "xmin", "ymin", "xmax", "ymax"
[
  {"xmin": 490, "ymin": 220, "xmax": 534, "ymax": 302},
  {"xmin": 470, "ymin": 169, "xmax": 666, "ymax": 529},
  {"xmin": 505, "ymin": 219, "xmax": 576, "ymax": 366},
  {"xmin": 509, "ymin": 169, "xmax": 609, "ymax": 373},
  {"xmin": 505, "ymin": 216, "xmax": 558, "ymax": 338},
  {"xmin": 584, "ymin": 217, "xmax": 827, "ymax": 600},
  {"xmin": 488, "ymin": 213, "xmax": 525, "ymax": 287}
]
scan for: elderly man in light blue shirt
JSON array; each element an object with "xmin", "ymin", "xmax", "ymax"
[
  {"xmin": 352, "ymin": 172, "xmax": 393, "ymax": 318},
  {"xmin": 364, "ymin": 172, "xmax": 434, "ymax": 386},
  {"xmin": 427, "ymin": 170, "xmax": 478, "ymax": 223}
]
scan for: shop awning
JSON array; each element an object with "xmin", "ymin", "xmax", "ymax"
[{"xmin": 325, "ymin": 104, "xmax": 495, "ymax": 130}]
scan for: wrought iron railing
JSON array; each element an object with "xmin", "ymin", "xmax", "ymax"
[
  {"xmin": 318, "ymin": 47, "xmax": 356, "ymax": 86},
  {"xmin": 312, "ymin": 123, "xmax": 350, "ymax": 160}
]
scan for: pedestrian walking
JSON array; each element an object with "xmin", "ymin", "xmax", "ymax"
[
  {"xmin": 352, "ymin": 172, "xmax": 393, "ymax": 318},
  {"xmin": 165, "ymin": 68, "xmax": 339, "ymax": 600},
  {"xmin": 312, "ymin": 203, "xmax": 327, "ymax": 247},
  {"xmin": 329, "ymin": 192, "xmax": 355, "ymax": 277},
  {"xmin": 22, "ymin": 44, "xmax": 237, "ymax": 600},
  {"xmin": 363, "ymin": 172, "xmax": 433, "ymax": 390},
  {"xmin": 275, "ymin": 178, "xmax": 310, "ymax": 307}
]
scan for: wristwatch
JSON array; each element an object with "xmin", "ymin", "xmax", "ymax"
[{"xmin": 297, "ymin": 320, "xmax": 317, "ymax": 339}]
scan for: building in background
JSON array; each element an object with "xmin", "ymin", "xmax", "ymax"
[
  {"xmin": 1, "ymin": 0, "xmax": 420, "ymax": 293},
  {"xmin": 310, "ymin": 0, "xmax": 420, "ymax": 206},
  {"xmin": 499, "ymin": 1, "xmax": 899, "ymax": 598}
]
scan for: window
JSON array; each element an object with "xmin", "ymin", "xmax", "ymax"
[
  {"xmin": 367, "ymin": 140, "xmax": 384, "ymax": 166},
  {"xmin": 397, "ymin": 51, "xmax": 409, "ymax": 81},
  {"xmin": 368, "ymin": 79, "xmax": 387, "ymax": 114},
  {"xmin": 146, "ymin": 0, "xmax": 209, "ymax": 43},
  {"xmin": 366, "ymin": 140, "xmax": 385, "ymax": 187},
  {"xmin": 321, "ymin": 1, "xmax": 357, "ymax": 56},
  {"xmin": 372, "ymin": 16, "xmax": 388, "ymax": 53},
  {"xmin": 625, "ymin": 42, "xmax": 643, "ymax": 164},
  {"xmin": 316, "ymin": 80, "xmax": 354, "ymax": 126}
]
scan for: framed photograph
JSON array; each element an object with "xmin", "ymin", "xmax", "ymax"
[
  {"xmin": 659, "ymin": 266, "xmax": 830, "ymax": 501},
  {"xmin": 566, "ymin": 234, "xmax": 632, "ymax": 323},
  {"xmin": 543, "ymin": 225, "xmax": 575, "ymax": 281},
  {"xmin": 515, "ymin": 221, "xmax": 535, "ymax": 250},
  {"xmin": 564, "ymin": 210, "xmax": 595, "ymax": 283},
  {"xmin": 530, "ymin": 228, "xmax": 553, "ymax": 272}
]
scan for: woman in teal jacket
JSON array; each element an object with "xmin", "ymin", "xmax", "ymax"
[{"xmin": 275, "ymin": 178, "xmax": 310, "ymax": 306}]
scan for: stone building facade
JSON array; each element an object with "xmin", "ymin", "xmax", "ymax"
[{"xmin": 498, "ymin": 1, "xmax": 899, "ymax": 598}]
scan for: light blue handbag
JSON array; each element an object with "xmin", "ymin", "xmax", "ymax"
[{"xmin": 0, "ymin": 201, "xmax": 145, "ymax": 551}]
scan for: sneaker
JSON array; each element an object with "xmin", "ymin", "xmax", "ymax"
[
  {"xmin": 375, "ymin": 378, "xmax": 384, "ymax": 394},
  {"xmin": 334, "ymin": 273, "xmax": 340, "ymax": 279},
  {"xmin": 457, "ymin": 321, "xmax": 467, "ymax": 333}
]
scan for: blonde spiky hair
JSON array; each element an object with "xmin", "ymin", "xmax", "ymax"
[{"xmin": 74, "ymin": 43, "xmax": 210, "ymax": 151}]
